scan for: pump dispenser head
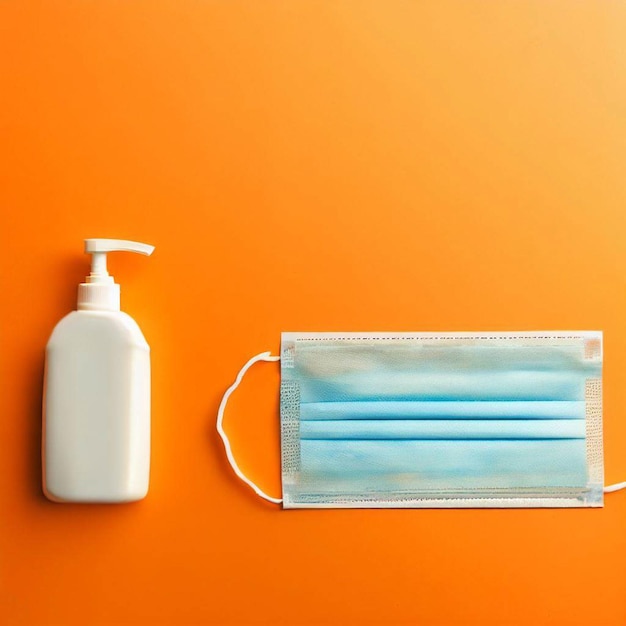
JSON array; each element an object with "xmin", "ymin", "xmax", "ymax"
[{"xmin": 78, "ymin": 239, "xmax": 155, "ymax": 311}]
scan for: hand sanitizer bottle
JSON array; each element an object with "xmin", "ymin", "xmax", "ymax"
[{"xmin": 43, "ymin": 238, "xmax": 155, "ymax": 503}]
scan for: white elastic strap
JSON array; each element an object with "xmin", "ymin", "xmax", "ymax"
[
  {"xmin": 217, "ymin": 351, "xmax": 282, "ymax": 504},
  {"xmin": 604, "ymin": 482, "xmax": 626, "ymax": 493}
]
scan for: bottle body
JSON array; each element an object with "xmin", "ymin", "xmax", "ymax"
[{"xmin": 43, "ymin": 310, "xmax": 150, "ymax": 502}]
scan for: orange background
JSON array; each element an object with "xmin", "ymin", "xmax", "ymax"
[{"xmin": 2, "ymin": 2, "xmax": 626, "ymax": 624}]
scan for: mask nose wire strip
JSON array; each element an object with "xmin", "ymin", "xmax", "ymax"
[
  {"xmin": 604, "ymin": 481, "xmax": 626, "ymax": 493},
  {"xmin": 216, "ymin": 351, "xmax": 282, "ymax": 504}
]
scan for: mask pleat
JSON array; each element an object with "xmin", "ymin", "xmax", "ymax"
[
  {"xmin": 300, "ymin": 418, "xmax": 585, "ymax": 440},
  {"xmin": 298, "ymin": 372, "xmax": 586, "ymax": 402},
  {"xmin": 299, "ymin": 439, "xmax": 588, "ymax": 489},
  {"xmin": 299, "ymin": 400, "xmax": 585, "ymax": 420}
]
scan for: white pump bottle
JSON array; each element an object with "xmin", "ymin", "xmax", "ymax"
[{"xmin": 43, "ymin": 239, "xmax": 155, "ymax": 503}]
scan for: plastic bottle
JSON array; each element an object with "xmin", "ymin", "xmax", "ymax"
[{"xmin": 43, "ymin": 238, "xmax": 155, "ymax": 502}]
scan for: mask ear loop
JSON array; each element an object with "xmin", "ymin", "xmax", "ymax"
[
  {"xmin": 604, "ymin": 481, "xmax": 626, "ymax": 493},
  {"xmin": 216, "ymin": 351, "xmax": 282, "ymax": 504}
]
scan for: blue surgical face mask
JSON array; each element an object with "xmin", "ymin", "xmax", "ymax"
[{"xmin": 217, "ymin": 332, "xmax": 620, "ymax": 508}]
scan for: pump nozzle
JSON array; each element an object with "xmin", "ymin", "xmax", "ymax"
[{"xmin": 78, "ymin": 238, "xmax": 155, "ymax": 311}]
